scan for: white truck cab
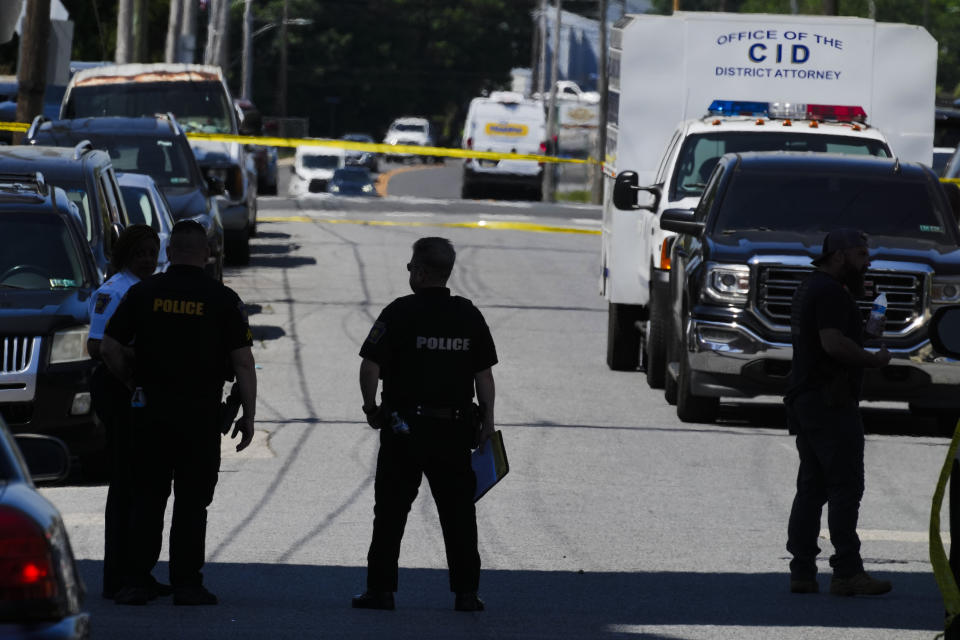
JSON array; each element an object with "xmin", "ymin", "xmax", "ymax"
[
  {"xmin": 288, "ymin": 145, "xmax": 346, "ymax": 197},
  {"xmin": 602, "ymin": 12, "xmax": 936, "ymax": 380}
]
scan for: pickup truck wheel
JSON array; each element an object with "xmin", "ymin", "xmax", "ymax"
[
  {"xmin": 607, "ymin": 302, "xmax": 642, "ymax": 370},
  {"xmin": 645, "ymin": 287, "xmax": 668, "ymax": 389},
  {"xmin": 676, "ymin": 349, "xmax": 718, "ymax": 423}
]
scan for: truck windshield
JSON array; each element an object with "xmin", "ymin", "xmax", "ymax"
[
  {"xmin": 66, "ymin": 81, "xmax": 234, "ymax": 134},
  {"xmin": 714, "ymin": 170, "xmax": 953, "ymax": 243},
  {"xmin": 301, "ymin": 155, "xmax": 341, "ymax": 169},
  {"xmin": 672, "ymin": 132, "xmax": 891, "ymax": 200},
  {"xmin": 0, "ymin": 214, "xmax": 86, "ymax": 290}
]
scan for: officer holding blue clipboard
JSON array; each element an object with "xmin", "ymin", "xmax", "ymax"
[{"xmin": 355, "ymin": 236, "xmax": 497, "ymax": 613}]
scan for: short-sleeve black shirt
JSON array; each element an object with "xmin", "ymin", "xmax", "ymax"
[
  {"xmin": 359, "ymin": 287, "xmax": 497, "ymax": 407},
  {"xmin": 105, "ymin": 264, "xmax": 253, "ymax": 398},
  {"xmin": 786, "ymin": 270, "xmax": 864, "ymax": 402}
]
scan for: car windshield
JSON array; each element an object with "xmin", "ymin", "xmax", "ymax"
[
  {"xmin": 344, "ymin": 134, "xmax": 373, "ymax": 143},
  {"xmin": 713, "ymin": 170, "xmax": 953, "ymax": 243},
  {"xmin": 119, "ymin": 185, "xmax": 162, "ymax": 232},
  {"xmin": 68, "ymin": 135, "xmax": 195, "ymax": 188},
  {"xmin": 393, "ymin": 124, "xmax": 425, "ymax": 133},
  {"xmin": 301, "ymin": 154, "xmax": 341, "ymax": 169},
  {"xmin": 0, "ymin": 213, "xmax": 86, "ymax": 289},
  {"xmin": 66, "ymin": 81, "xmax": 234, "ymax": 134},
  {"xmin": 671, "ymin": 132, "xmax": 891, "ymax": 200},
  {"xmin": 55, "ymin": 185, "xmax": 93, "ymax": 242}
]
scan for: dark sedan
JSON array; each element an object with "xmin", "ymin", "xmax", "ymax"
[
  {"xmin": 0, "ymin": 419, "xmax": 89, "ymax": 639},
  {"xmin": 327, "ymin": 167, "xmax": 378, "ymax": 197}
]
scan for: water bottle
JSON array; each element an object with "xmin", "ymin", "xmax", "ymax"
[
  {"xmin": 131, "ymin": 386, "xmax": 146, "ymax": 408},
  {"xmin": 865, "ymin": 292, "xmax": 887, "ymax": 337},
  {"xmin": 389, "ymin": 411, "xmax": 410, "ymax": 435}
]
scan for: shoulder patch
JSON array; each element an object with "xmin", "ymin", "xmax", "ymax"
[
  {"xmin": 365, "ymin": 321, "xmax": 387, "ymax": 345},
  {"xmin": 94, "ymin": 293, "xmax": 111, "ymax": 314}
]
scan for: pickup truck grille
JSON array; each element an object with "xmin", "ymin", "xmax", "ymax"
[
  {"xmin": 756, "ymin": 266, "xmax": 923, "ymax": 333},
  {"xmin": 2, "ymin": 336, "xmax": 34, "ymax": 374}
]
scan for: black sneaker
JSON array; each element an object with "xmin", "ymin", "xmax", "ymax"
[
  {"xmin": 351, "ymin": 591, "xmax": 395, "ymax": 610},
  {"xmin": 114, "ymin": 586, "xmax": 150, "ymax": 605},
  {"xmin": 173, "ymin": 585, "xmax": 219, "ymax": 606},
  {"xmin": 147, "ymin": 578, "xmax": 173, "ymax": 599},
  {"xmin": 454, "ymin": 592, "xmax": 485, "ymax": 612}
]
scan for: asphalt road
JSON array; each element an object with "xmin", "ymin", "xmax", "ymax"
[{"xmin": 40, "ymin": 192, "xmax": 952, "ymax": 639}]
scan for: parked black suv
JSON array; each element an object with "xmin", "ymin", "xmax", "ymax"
[
  {"xmin": 0, "ymin": 172, "xmax": 104, "ymax": 468},
  {"xmin": 0, "ymin": 143, "xmax": 127, "ymax": 281},
  {"xmin": 25, "ymin": 114, "xmax": 225, "ymax": 280},
  {"xmin": 614, "ymin": 152, "xmax": 960, "ymax": 425}
]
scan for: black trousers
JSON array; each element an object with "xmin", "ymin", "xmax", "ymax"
[
  {"xmin": 786, "ymin": 390, "xmax": 866, "ymax": 580},
  {"xmin": 125, "ymin": 391, "xmax": 221, "ymax": 589},
  {"xmin": 366, "ymin": 418, "xmax": 480, "ymax": 593},
  {"xmin": 91, "ymin": 365, "xmax": 141, "ymax": 595}
]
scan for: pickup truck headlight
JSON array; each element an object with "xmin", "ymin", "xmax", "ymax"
[
  {"xmin": 931, "ymin": 277, "xmax": 960, "ymax": 304},
  {"xmin": 704, "ymin": 263, "xmax": 751, "ymax": 305},
  {"xmin": 50, "ymin": 326, "xmax": 89, "ymax": 364}
]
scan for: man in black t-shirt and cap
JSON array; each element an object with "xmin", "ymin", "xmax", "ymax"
[
  {"xmin": 353, "ymin": 236, "xmax": 497, "ymax": 612},
  {"xmin": 785, "ymin": 228, "xmax": 892, "ymax": 597}
]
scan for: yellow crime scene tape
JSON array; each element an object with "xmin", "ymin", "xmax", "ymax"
[
  {"xmin": 0, "ymin": 120, "xmax": 595, "ymax": 166},
  {"xmin": 258, "ymin": 216, "xmax": 601, "ymax": 235},
  {"xmin": 931, "ymin": 419, "xmax": 960, "ymax": 637}
]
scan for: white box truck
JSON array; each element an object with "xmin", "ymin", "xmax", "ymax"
[{"xmin": 601, "ymin": 11, "xmax": 937, "ymax": 380}]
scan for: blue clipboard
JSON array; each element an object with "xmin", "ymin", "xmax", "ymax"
[{"xmin": 472, "ymin": 430, "xmax": 509, "ymax": 502}]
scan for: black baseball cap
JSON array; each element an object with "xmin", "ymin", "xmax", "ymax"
[{"xmin": 812, "ymin": 228, "xmax": 869, "ymax": 266}]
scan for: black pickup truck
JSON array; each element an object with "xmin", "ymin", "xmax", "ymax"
[{"xmin": 619, "ymin": 151, "xmax": 960, "ymax": 425}]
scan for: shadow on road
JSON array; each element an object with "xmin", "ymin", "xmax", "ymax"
[{"xmin": 76, "ymin": 560, "xmax": 939, "ymax": 639}]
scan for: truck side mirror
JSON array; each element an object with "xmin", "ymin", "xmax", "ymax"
[
  {"xmin": 929, "ymin": 306, "xmax": 960, "ymax": 359},
  {"xmin": 613, "ymin": 171, "xmax": 660, "ymax": 211},
  {"xmin": 659, "ymin": 208, "xmax": 703, "ymax": 235}
]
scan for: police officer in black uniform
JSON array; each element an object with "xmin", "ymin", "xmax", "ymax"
[
  {"xmin": 101, "ymin": 220, "xmax": 257, "ymax": 606},
  {"xmin": 785, "ymin": 228, "xmax": 892, "ymax": 597},
  {"xmin": 353, "ymin": 237, "xmax": 497, "ymax": 612}
]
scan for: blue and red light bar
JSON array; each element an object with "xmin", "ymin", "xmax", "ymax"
[{"xmin": 707, "ymin": 100, "xmax": 867, "ymax": 123}]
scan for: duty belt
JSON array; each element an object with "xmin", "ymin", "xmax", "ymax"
[{"xmin": 411, "ymin": 404, "xmax": 471, "ymax": 420}]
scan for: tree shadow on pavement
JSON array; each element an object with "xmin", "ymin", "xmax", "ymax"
[{"xmin": 76, "ymin": 560, "xmax": 940, "ymax": 640}]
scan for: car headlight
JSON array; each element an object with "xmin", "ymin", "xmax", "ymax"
[
  {"xmin": 362, "ymin": 184, "xmax": 373, "ymax": 193},
  {"xmin": 329, "ymin": 185, "xmax": 340, "ymax": 193},
  {"xmin": 704, "ymin": 263, "xmax": 751, "ymax": 305},
  {"xmin": 932, "ymin": 277, "xmax": 960, "ymax": 304},
  {"xmin": 50, "ymin": 326, "xmax": 89, "ymax": 364}
]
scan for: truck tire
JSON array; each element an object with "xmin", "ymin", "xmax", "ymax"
[
  {"xmin": 607, "ymin": 302, "xmax": 643, "ymax": 370},
  {"xmin": 645, "ymin": 283, "xmax": 669, "ymax": 389},
  {"xmin": 676, "ymin": 349, "xmax": 719, "ymax": 423},
  {"xmin": 664, "ymin": 333, "xmax": 679, "ymax": 405}
]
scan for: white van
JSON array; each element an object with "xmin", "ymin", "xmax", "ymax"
[
  {"xmin": 288, "ymin": 145, "xmax": 346, "ymax": 197},
  {"xmin": 461, "ymin": 91, "xmax": 546, "ymax": 200}
]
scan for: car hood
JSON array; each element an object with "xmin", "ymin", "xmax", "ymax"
[
  {"xmin": 191, "ymin": 140, "xmax": 241, "ymax": 167},
  {"xmin": 0, "ymin": 288, "xmax": 92, "ymax": 334},
  {"xmin": 707, "ymin": 230, "xmax": 960, "ymax": 272},
  {"xmin": 160, "ymin": 185, "xmax": 211, "ymax": 221}
]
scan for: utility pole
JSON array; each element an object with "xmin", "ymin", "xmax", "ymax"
[
  {"xmin": 133, "ymin": 0, "xmax": 147, "ymax": 62},
  {"xmin": 241, "ymin": 0, "xmax": 253, "ymax": 100},
  {"xmin": 117, "ymin": 0, "xmax": 133, "ymax": 63},
  {"xmin": 593, "ymin": 0, "xmax": 608, "ymax": 204},
  {"xmin": 180, "ymin": 0, "xmax": 197, "ymax": 63},
  {"xmin": 543, "ymin": 0, "xmax": 562, "ymax": 202},
  {"xmin": 165, "ymin": 0, "xmax": 183, "ymax": 63},
  {"xmin": 537, "ymin": 0, "xmax": 547, "ymax": 99},
  {"xmin": 277, "ymin": 0, "xmax": 289, "ymax": 117},
  {"xmin": 16, "ymin": 0, "xmax": 50, "ymax": 136}
]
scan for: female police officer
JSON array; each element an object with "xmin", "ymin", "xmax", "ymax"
[{"xmin": 87, "ymin": 224, "xmax": 162, "ymax": 599}]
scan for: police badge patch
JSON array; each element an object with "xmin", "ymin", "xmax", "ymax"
[
  {"xmin": 94, "ymin": 293, "xmax": 111, "ymax": 314},
  {"xmin": 365, "ymin": 321, "xmax": 386, "ymax": 344}
]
